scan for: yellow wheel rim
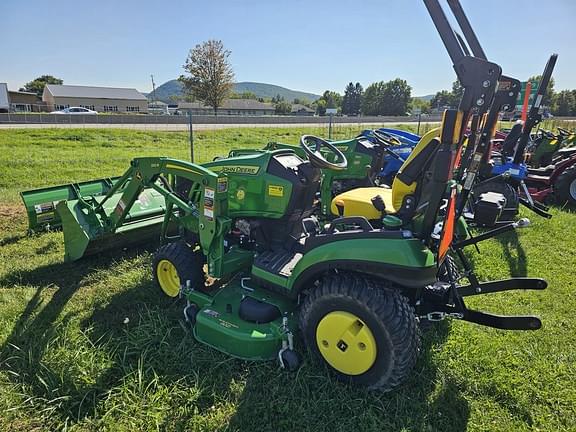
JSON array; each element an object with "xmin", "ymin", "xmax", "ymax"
[
  {"xmin": 157, "ymin": 259, "xmax": 180, "ymax": 297},
  {"xmin": 316, "ymin": 311, "xmax": 377, "ymax": 376}
]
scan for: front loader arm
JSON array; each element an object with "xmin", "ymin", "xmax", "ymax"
[
  {"xmin": 134, "ymin": 157, "xmax": 229, "ymax": 254},
  {"xmin": 65, "ymin": 157, "xmax": 230, "ymax": 270}
]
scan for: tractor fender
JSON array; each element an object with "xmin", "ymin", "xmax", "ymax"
[
  {"xmin": 287, "ymin": 237, "xmax": 436, "ymax": 297},
  {"xmin": 550, "ymin": 156, "xmax": 576, "ymax": 183}
]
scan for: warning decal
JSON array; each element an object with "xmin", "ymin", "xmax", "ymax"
[
  {"xmin": 217, "ymin": 177, "xmax": 228, "ymax": 193},
  {"xmin": 268, "ymin": 185, "xmax": 284, "ymax": 197}
]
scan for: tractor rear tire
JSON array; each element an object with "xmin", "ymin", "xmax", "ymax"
[
  {"xmin": 152, "ymin": 241, "xmax": 206, "ymax": 297},
  {"xmin": 299, "ymin": 273, "xmax": 419, "ymax": 392},
  {"xmin": 554, "ymin": 164, "xmax": 576, "ymax": 209}
]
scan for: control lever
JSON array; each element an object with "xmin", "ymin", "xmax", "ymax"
[
  {"xmin": 334, "ymin": 199, "xmax": 345, "ymax": 217},
  {"xmin": 371, "ymin": 195, "xmax": 387, "ymax": 218}
]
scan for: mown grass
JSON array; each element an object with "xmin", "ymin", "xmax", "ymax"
[
  {"xmin": 0, "ymin": 127, "xmax": 575, "ymax": 431},
  {"xmin": 0, "ymin": 123, "xmax": 439, "ymax": 204}
]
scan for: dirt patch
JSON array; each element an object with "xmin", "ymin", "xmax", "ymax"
[{"xmin": 0, "ymin": 204, "xmax": 24, "ymax": 218}]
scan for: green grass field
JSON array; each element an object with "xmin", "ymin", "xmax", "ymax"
[{"xmin": 0, "ymin": 127, "xmax": 575, "ymax": 431}]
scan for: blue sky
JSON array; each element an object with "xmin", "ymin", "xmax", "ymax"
[{"xmin": 1, "ymin": 0, "xmax": 575, "ymax": 96}]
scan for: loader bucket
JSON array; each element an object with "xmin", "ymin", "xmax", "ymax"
[
  {"xmin": 20, "ymin": 177, "xmax": 121, "ymax": 232},
  {"xmin": 56, "ymin": 188, "xmax": 168, "ymax": 261}
]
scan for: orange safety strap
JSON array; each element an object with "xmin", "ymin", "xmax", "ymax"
[{"xmin": 438, "ymin": 186, "xmax": 457, "ymax": 263}]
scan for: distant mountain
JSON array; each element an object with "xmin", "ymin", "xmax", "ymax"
[
  {"xmin": 149, "ymin": 80, "xmax": 183, "ymax": 103},
  {"xmin": 415, "ymin": 94, "xmax": 435, "ymax": 101},
  {"xmin": 233, "ymin": 82, "xmax": 320, "ymax": 102},
  {"xmin": 148, "ymin": 80, "xmax": 321, "ymax": 103}
]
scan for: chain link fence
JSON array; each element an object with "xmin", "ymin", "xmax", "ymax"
[{"xmin": 1, "ymin": 107, "xmax": 574, "ymax": 205}]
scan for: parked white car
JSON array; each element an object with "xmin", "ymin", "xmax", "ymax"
[{"xmin": 50, "ymin": 107, "xmax": 98, "ymax": 114}]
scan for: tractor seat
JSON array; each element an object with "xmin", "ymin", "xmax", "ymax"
[
  {"xmin": 331, "ymin": 186, "xmax": 395, "ymax": 219},
  {"xmin": 330, "ymin": 128, "xmax": 441, "ymax": 220},
  {"xmin": 501, "ymin": 122, "xmax": 523, "ymax": 157}
]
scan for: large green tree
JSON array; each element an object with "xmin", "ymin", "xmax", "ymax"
[
  {"xmin": 430, "ymin": 90, "xmax": 453, "ymax": 110},
  {"xmin": 382, "ymin": 78, "xmax": 412, "ymax": 116},
  {"xmin": 180, "ymin": 40, "xmax": 235, "ymax": 115},
  {"xmin": 275, "ymin": 100, "xmax": 292, "ymax": 115},
  {"xmin": 362, "ymin": 81, "xmax": 386, "ymax": 116},
  {"xmin": 527, "ymin": 75, "xmax": 555, "ymax": 107},
  {"xmin": 342, "ymin": 82, "xmax": 363, "ymax": 115},
  {"xmin": 430, "ymin": 80, "xmax": 462, "ymax": 110},
  {"xmin": 552, "ymin": 90, "xmax": 576, "ymax": 116},
  {"xmin": 322, "ymin": 91, "xmax": 342, "ymax": 109},
  {"xmin": 362, "ymin": 79, "xmax": 411, "ymax": 116},
  {"xmin": 410, "ymin": 97, "xmax": 431, "ymax": 114},
  {"xmin": 20, "ymin": 75, "xmax": 63, "ymax": 97},
  {"xmin": 450, "ymin": 80, "xmax": 464, "ymax": 106},
  {"xmin": 314, "ymin": 99, "xmax": 327, "ymax": 116},
  {"xmin": 314, "ymin": 90, "xmax": 342, "ymax": 115}
]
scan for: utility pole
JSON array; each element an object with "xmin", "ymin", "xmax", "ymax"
[{"xmin": 150, "ymin": 74, "xmax": 157, "ymax": 102}]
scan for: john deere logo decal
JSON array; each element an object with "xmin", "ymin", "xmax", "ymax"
[{"xmin": 212, "ymin": 166, "xmax": 260, "ymax": 175}]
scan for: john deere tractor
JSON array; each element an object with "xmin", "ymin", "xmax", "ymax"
[
  {"xmin": 225, "ymin": 132, "xmax": 390, "ymax": 220},
  {"xmin": 20, "ymin": 0, "xmax": 549, "ymax": 391}
]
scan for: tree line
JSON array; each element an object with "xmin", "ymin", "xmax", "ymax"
[
  {"xmin": 308, "ymin": 79, "xmax": 414, "ymax": 116},
  {"xmin": 550, "ymin": 89, "xmax": 576, "ymax": 116},
  {"xmin": 17, "ymin": 39, "xmax": 576, "ymax": 118},
  {"xmin": 428, "ymin": 76, "xmax": 576, "ymax": 117}
]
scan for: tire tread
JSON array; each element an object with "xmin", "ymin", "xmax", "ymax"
[{"xmin": 299, "ymin": 272, "xmax": 419, "ymax": 391}]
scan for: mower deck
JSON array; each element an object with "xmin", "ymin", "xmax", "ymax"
[{"xmin": 186, "ymin": 277, "xmax": 297, "ymax": 361}]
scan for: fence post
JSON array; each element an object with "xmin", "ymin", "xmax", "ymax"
[{"xmin": 188, "ymin": 110, "xmax": 194, "ymax": 162}]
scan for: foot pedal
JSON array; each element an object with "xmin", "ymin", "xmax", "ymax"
[{"xmin": 463, "ymin": 309, "xmax": 542, "ymax": 330}]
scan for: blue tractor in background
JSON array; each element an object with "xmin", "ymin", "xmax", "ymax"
[{"xmin": 360, "ymin": 128, "xmax": 421, "ymax": 185}]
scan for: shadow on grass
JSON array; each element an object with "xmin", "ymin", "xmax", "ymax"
[
  {"xmin": 1, "ymin": 260, "xmax": 470, "ymax": 430},
  {"xmin": 496, "ymin": 229, "xmax": 527, "ymax": 277},
  {"xmin": 0, "ymin": 248, "xmax": 153, "ymax": 426},
  {"xmin": 88, "ymin": 284, "xmax": 470, "ymax": 431},
  {"xmin": 222, "ymin": 321, "xmax": 470, "ymax": 432},
  {"xmin": 0, "ymin": 232, "xmax": 27, "ymax": 247},
  {"xmin": 0, "ymin": 247, "xmax": 142, "ymax": 289}
]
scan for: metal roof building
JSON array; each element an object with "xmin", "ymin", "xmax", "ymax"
[
  {"xmin": 178, "ymin": 99, "xmax": 275, "ymax": 116},
  {"xmin": 43, "ymin": 84, "xmax": 148, "ymax": 113},
  {"xmin": 291, "ymin": 103, "xmax": 315, "ymax": 116}
]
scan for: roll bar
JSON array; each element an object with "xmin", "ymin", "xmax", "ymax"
[
  {"xmin": 420, "ymin": 0, "xmax": 502, "ymax": 240},
  {"xmin": 513, "ymin": 54, "xmax": 559, "ymax": 164}
]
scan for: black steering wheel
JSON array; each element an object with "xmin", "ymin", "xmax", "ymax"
[
  {"xmin": 370, "ymin": 129, "xmax": 407, "ymax": 162},
  {"xmin": 299, "ymin": 135, "xmax": 347, "ymax": 171},
  {"xmin": 372, "ymin": 129, "xmax": 402, "ymax": 147}
]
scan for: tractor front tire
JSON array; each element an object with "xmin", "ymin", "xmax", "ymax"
[
  {"xmin": 554, "ymin": 164, "xmax": 576, "ymax": 209},
  {"xmin": 152, "ymin": 242, "xmax": 205, "ymax": 297},
  {"xmin": 299, "ymin": 273, "xmax": 419, "ymax": 392}
]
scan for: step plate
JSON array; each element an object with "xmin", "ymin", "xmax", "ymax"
[{"xmin": 253, "ymin": 250, "xmax": 303, "ymax": 278}]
